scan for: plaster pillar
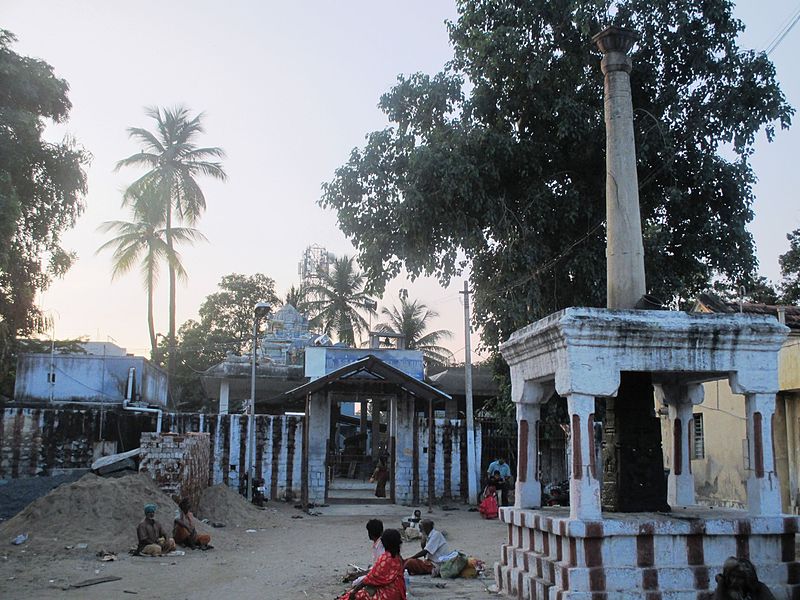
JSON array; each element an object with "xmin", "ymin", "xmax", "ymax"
[
  {"xmin": 657, "ymin": 383, "xmax": 703, "ymax": 507},
  {"xmin": 593, "ymin": 26, "xmax": 646, "ymax": 309},
  {"xmin": 511, "ymin": 380, "xmax": 550, "ymax": 509},
  {"xmin": 745, "ymin": 392, "xmax": 782, "ymax": 516},
  {"xmin": 306, "ymin": 391, "xmax": 331, "ymax": 505},
  {"xmin": 392, "ymin": 393, "xmax": 415, "ymax": 503},
  {"xmin": 219, "ymin": 380, "xmax": 230, "ymax": 415},
  {"xmin": 567, "ymin": 393, "xmax": 601, "ymax": 520}
]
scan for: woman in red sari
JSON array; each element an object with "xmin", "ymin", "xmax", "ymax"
[{"xmin": 340, "ymin": 529, "xmax": 406, "ymax": 600}]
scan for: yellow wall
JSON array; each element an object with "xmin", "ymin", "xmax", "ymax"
[
  {"xmin": 694, "ymin": 379, "xmax": 748, "ymax": 508},
  {"xmin": 779, "ymin": 335, "xmax": 800, "ymax": 392}
]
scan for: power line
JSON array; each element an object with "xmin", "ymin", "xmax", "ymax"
[{"xmin": 765, "ymin": 2, "xmax": 800, "ymax": 55}]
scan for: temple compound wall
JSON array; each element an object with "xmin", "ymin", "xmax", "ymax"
[{"xmin": 2, "ymin": 406, "xmax": 469, "ymax": 505}]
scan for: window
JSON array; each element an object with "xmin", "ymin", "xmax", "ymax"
[
  {"xmin": 692, "ymin": 413, "xmax": 705, "ymax": 460},
  {"xmin": 47, "ymin": 372, "xmax": 56, "ymax": 383}
]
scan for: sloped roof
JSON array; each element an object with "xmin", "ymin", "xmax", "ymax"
[
  {"xmin": 694, "ymin": 293, "xmax": 800, "ymax": 331},
  {"xmin": 281, "ymin": 355, "xmax": 451, "ymax": 402},
  {"xmin": 427, "ymin": 365, "xmax": 500, "ymax": 397}
]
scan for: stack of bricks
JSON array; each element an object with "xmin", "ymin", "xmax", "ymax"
[{"xmin": 139, "ymin": 432, "xmax": 210, "ymax": 508}]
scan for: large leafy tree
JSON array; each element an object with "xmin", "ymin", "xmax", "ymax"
[
  {"xmin": 167, "ymin": 273, "xmax": 279, "ymax": 410},
  {"xmin": 779, "ymin": 228, "xmax": 800, "ymax": 304},
  {"xmin": 115, "ymin": 106, "xmax": 226, "ymax": 378},
  {"xmin": 0, "ymin": 30, "xmax": 89, "ymax": 392},
  {"xmin": 306, "ymin": 255, "xmax": 376, "ymax": 346},
  {"xmin": 321, "ymin": 0, "xmax": 792, "ymax": 351},
  {"xmin": 96, "ymin": 189, "xmax": 205, "ymax": 359},
  {"xmin": 377, "ymin": 296, "xmax": 454, "ymax": 368},
  {"xmin": 197, "ymin": 273, "xmax": 279, "ymax": 351}
]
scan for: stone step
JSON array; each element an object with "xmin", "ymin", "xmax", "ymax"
[
  {"xmin": 497, "ymin": 560, "xmax": 800, "ymax": 600},
  {"xmin": 325, "ymin": 497, "xmax": 392, "ymax": 505},
  {"xmin": 505, "ymin": 547, "xmax": 799, "ymax": 592}
]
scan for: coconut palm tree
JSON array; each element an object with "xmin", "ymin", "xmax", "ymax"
[
  {"xmin": 377, "ymin": 296, "xmax": 454, "ymax": 368},
  {"xmin": 306, "ymin": 255, "xmax": 376, "ymax": 346},
  {"xmin": 96, "ymin": 194, "xmax": 206, "ymax": 359},
  {"xmin": 115, "ymin": 105, "xmax": 225, "ymax": 375}
]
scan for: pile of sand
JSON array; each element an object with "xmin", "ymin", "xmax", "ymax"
[
  {"xmin": 0, "ymin": 472, "xmax": 179, "ymax": 553},
  {"xmin": 196, "ymin": 484, "xmax": 266, "ymax": 528}
]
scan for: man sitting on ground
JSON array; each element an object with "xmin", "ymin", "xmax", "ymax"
[
  {"xmin": 173, "ymin": 497, "xmax": 212, "ymax": 550},
  {"xmin": 404, "ymin": 519, "xmax": 451, "ymax": 575},
  {"xmin": 136, "ymin": 503, "xmax": 176, "ymax": 556}
]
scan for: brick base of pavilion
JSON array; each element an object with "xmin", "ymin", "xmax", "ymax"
[{"xmin": 495, "ymin": 506, "xmax": 800, "ymax": 600}]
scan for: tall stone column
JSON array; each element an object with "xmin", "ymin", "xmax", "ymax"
[
  {"xmin": 745, "ymin": 392, "xmax": 782, "ymax": 516},
  {"xmin": 567, "ymin": 393, "xmax": 601, "ymax": 520},
  {"xmin": 657, "ymin": 383, "xmax": 703, "ymax": 507},
  {"xmin": 593, "ymin": 26, "xmax": 646, "ymax": 309}
]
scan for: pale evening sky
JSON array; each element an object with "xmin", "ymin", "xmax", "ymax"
[{"xmin": 3, "ymin": 1, "xmax": 799, "ymax": 361}]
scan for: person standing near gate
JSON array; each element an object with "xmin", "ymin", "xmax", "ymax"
[{"xmin": 486, "ymin": 457, "xmax": 512, "ymax": 506}]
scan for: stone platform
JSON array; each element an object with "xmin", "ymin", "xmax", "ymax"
[{"xmin": 495, "ymin": 506, "xmax": 800, "ymax": 600}]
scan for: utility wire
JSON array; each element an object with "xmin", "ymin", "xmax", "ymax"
[{"xmin": 765, "ymin": 2, "xmax": 800, "ymax": 55}]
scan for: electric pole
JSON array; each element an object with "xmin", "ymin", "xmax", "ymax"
[{"xmin": 461, "ymin": 280, "xmax": 478, "ymax": 504}]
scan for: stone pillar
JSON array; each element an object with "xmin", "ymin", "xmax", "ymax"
[
  {"xmin": 360, "ymin": 398, "xmax": 368, "ymax": 435},
  {"xmin": 593, "ymin": 26, "xmax": 646, "ymax": 309},
  {"xmin": 371, "ymin": 399, "xmax": 381, "ymax": 458},
  {"xmin": 657, "ymin": 383, "xmax": 703, "ymax": 507},
  {"xmin": 567, "ymin": 393, "xmax": 601, "ymax": 520},
  {"xmin": 392, "ymin": 393, "xmax": 415, "ymax": 503},
  {"xmin": 306, "ymin": 391, "xmax": 331, "ymax": 505},
  {"xmin": 219, "ymin": 380, "xmax": 230, "ymax": 415},
  {"xmin": 745, "ymin": 392, "xmax": 782, "ymax": 516},
  {"xmin": 511, "ymin": 380, "xmax": 550, "ymax": 509}
]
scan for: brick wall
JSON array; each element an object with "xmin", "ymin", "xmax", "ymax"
[
  {"xmin": 139, "ymin": 432, "xmax": 210, "ymax": 507},
  {"xmin": 0, "ymin": 407, "xmax": 155, "ymax": 478}
]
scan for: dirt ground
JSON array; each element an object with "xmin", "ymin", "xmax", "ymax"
[{"xmin": 0, "ymin": 500, "xmax": 506, "ymax": 600}]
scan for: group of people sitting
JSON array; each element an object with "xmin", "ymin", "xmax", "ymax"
[
  {"xmin": 135, "ymin": 498, "xmax": 212, "ymax": 556},
  {"xmin": 340, "ymin": 517, "xmax": 458, "ymax": 600}
]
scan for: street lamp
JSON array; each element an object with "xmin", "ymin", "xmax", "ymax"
[{"xmin": 248, "ymin": 302, "xmax": 271, "ymax": 503}]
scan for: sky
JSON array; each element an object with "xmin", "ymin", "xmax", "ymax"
[{"xmin": 4, "ymin": 1, "xmax": 800, "ymax": 361}]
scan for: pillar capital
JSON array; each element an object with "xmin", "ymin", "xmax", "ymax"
[
  {"xmin": 655, "ymin": 382, "xmax": 704, "ymax": 407},
  {"xmin": 592, "ymin": 25, "xmax": 639, "ymax": 55}
]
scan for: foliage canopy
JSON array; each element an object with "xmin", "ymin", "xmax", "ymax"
[
  {"xmin": 321, "ymin": 0, "xmax": 793, "ymax": 350},
  {"xmin": 0, "ymin": 30, "xmax": 89, "ymax": 393},
  {"xmin": 167, "ymin": 273, "xmax": 279, "ymax": 409}
]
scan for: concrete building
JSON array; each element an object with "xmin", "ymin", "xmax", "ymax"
[
  {"xmin": 13, "ymin": 342, "xmax": 168, "ymax": 407},
  {"xmin": 664, "ymin": 296, "xmax": 800, "ymax": 511}
]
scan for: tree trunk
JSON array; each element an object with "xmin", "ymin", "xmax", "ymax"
[
  {"xmin": 147, "ymin": 278, "xmax": 157, "ymax": 361},
  {"xmin": 166, "ymin": 204, "xmax": 176, "ymax": 405}
]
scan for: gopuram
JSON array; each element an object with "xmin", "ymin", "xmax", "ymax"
[{"xmin": 494, "ymin": 26, "xmax": 799, "ymax": 599}]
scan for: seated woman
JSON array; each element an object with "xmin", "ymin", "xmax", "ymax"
[
  {"xmin": 478, "ymin": 485, "xmax": 499, "ymax": 519},
  {"xmin": 340, "ymin": 529, "xmax": 406, "ymax": 600},
  {"xmin": 173, "ymin": 498, "xmax": 212, "ymax": 550}
]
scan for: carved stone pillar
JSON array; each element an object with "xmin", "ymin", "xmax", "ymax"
[
  {"xmin": 567, "ymin": 393, "xmax": 601, "ymax": 520},
  {"xmin": 657, "ymin": 383, "xmax": 703, "ymax": 507},
  {"xmin": 512, "ymin": 380, "xmax": 550, "ymax": 509},
  {"xmin": 746, "ymin": 392, "xmax": 782, "ymax": 516}
]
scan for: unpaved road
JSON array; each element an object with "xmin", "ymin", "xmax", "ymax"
[{"xmin": 0, "ymin": 502, "xmax": 506, "ymax": 600}]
